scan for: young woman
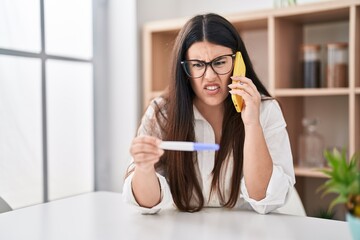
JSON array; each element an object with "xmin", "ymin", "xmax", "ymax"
[{"xmin": 123, "ymin": 13, "xmax": 295, "ymax": 214}]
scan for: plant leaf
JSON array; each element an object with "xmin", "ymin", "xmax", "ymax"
[
  {"xmin": 329, "ymin": 195, "xmax": 348, "ymax": 211},
  {"xmin": 318, "ymin": 148, "xmax": 360, "ymax": 210}
]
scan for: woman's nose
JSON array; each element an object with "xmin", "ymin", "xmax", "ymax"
[{"xmin": 203, "ymin": 65, "xmax": 217, "ymax": 79}]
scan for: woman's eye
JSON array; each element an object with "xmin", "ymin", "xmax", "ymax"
[
  {"xmin": 192, "ymin": 62, "xmax": 205, "ymax": 68},
  {"xmin": 213, "ymin": 60, "xmax": 226, "ymax": 67}
]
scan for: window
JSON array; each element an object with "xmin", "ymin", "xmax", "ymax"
[{"xmin": 0, "ymin": 0, "xmax": 94, "ymax": 208}]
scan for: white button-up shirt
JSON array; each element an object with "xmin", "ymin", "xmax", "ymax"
[{"xmin": 123, "ymin": 97, "xmax": 295, "ymax": 214}]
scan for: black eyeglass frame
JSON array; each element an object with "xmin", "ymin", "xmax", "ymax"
[{"xmin": 180, "ymin": 53, "xmax": 236, "ymax": 78}]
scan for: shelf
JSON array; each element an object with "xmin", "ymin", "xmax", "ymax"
[
  {"xmin": 149, "ymin": 91, "xmax": 164, "ymax": 100},
  {"xmin": 274, "ymin": 22, "xmax": 350, "ymax": 90},
  {"xmin": 143, "ymin": 0, "xmax": 360, "ymax": 220},
  {"xmin": 274, "ymin": 88, "xmax": 350, "ymax": 97},
  {"xmin": 230, "ymin": 17, "xmax": 268, "ymax": 30},
  {"xmin": 274, "ymin": 5, "xmax": 350, "ymax": 24},
  {"xmin": 294, "ymin": 166, "xmax": 329, "ymax": 178}
]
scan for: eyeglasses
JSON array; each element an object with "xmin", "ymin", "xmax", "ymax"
[{"xmin": 181, "ymin": 54, "xmax": 236, "ymax": 78}]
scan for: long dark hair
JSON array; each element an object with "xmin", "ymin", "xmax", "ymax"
[{"xmin": 154, "ymin": 13, "xmax": 271, "ymax": 212}]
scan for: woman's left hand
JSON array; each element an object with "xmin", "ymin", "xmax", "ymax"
[{"xmin": 228, "ymin": 76, "xmax": 261, "ymax": 126}]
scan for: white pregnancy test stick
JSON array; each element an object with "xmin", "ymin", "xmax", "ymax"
[{"xmin": 159, "ymin": 141, "xmax": 219, "ymax": 151}]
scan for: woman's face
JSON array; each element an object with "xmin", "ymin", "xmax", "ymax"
[{"xmin": 185, "ymin": 41, "xmax": 232, "ymax": 109}]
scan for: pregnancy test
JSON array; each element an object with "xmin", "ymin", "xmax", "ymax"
[{"xmin": 159, "ymin": 141, "xmax": 219, "ymax": 151}]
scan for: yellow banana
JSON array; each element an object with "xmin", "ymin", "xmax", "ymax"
[{"xmin": 231, "ymin": 51, "xmax": 246, "ymax": 112}]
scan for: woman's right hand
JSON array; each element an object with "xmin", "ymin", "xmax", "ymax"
[{"xmin": 130, "ymin": 135, "xmax": 164, "ymax": 173}]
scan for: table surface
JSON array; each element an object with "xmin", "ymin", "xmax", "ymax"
[{"xmin": 0, "ymin": 191, "xmax": 352, "ymax": 240}]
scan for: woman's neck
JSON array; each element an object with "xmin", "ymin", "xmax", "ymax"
[{"xmin": 194, "ymin": 100, "xmax": 224, "ymax": 144}]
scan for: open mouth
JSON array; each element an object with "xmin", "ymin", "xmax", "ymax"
[{"xmin": 204, "ymin": 85, "xmax": 220, "ymax": 91}]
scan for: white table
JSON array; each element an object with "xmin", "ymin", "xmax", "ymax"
[{"xmin": 0, "ymin": 191, "xmax": 352, "ymax": 240}]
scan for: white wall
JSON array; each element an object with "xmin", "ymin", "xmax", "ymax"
[
  {"xmin": 137, "ymin": 0, "xmax": 272, "ymax": 26},
  {"xmin": 106, "ymin": 0, "xmax": 138, "ymax": 192}
]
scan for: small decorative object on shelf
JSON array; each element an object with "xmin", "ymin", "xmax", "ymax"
[
  {"xmin": 318, "ymin": 148, "xmax": 360, "ymax": 240},
  {"xmin": 298, "ymin": 118, "xmax": 325, "ymax": 167},
  {"xmin": 274, "ymin": 0, "xmax": 297, "ymax": 8},
  {"xmin": 300, "ymin": 44, "xmax": 321, "ymax": 88},
  {"xmin": 326, "ymin": 42, "xmax": 348, "ymax": 88}
]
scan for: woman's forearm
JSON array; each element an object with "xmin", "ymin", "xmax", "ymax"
[
  {"xmin": 131, "ymin": 167, "xmax": 161, "ymax": 208},
  {"xmin": 243, "ymin": 124, "xmax": 273, "ymax": 200}
]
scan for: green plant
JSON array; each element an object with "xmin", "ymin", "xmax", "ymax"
[
  {"xmin": 318, "ymin": 148, "xmax": 360, "ymax": 218},
  {"xmin": 315, "ymin": 208, "xmax": 336, "ymax": 219}
]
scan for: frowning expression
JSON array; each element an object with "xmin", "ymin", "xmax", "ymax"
[{"xmin": 185, "ymin": 41, "xmax": 233, "ymax": 108}]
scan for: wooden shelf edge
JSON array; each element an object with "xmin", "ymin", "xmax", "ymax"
[
  {"xmin": 146, "ymin": 91, "xmax": 164, "ymax": 103},
  {"xmin": 294, "ymin": 166, "xmax": 329, "ymax": 178},
  {"xmin": 355, "ymin": 88, "xmax": 360, "ymax": 94},
  {"xmin": 272, "ymin": 0, "xmax": 355, "ymax": 17},
  {"xmin": 274, "ymin": 88, "xmax": 350, "ymax": 97}
]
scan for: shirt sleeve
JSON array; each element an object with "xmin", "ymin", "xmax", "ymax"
[
  {"xmin": 122, "ymin": 98, "xmax": 174, "ymax": 214},
  {"xmin": 240, "ymin": 100, "xmax": 296, "ymax": 214},
  {"xmin": 122, "ymin": 171, "xmax": 174, "ymax": 214}
]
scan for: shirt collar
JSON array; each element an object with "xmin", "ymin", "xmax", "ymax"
[{"xmin": 193, "ymin": 104, "xmax": 205, "ymax": 120}]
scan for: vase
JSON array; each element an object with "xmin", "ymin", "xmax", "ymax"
[{"xmin": 346, "ymin": 213, "xmax": 360, "ymax": 240}]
